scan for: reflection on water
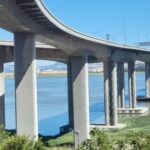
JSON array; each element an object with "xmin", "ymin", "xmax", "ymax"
[{"xmin": 5, "ymin": 72, "xmax": 149, "ymax": 136}]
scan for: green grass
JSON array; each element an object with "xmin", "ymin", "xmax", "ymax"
[
  {"xmin": 1, "ymin": 115, "xmax": 149, "ymax": 149},
  {"xmin": 41, "ymin": 132, "xmax": 74, "ymax": 150},
  {"xmin": 45, "ymin": 115, "xmax": 150, "ymax": 149},
  {"xmin": 106, "ymin": 115, "xmax": 150, "ymax": 141},
  {"xmin": 46, "ymin": 132, "xmax": 74, "ymax": 147}
]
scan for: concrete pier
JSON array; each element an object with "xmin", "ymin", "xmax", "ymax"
[
  {"xmin": 104, "ymin": 62, "xmax": 110, "ymax": 126},
  {"xmin": 145, "ymin": 62, "xmax": 150, "ymax": 98},
  {"xmin": 70, "ymin": 56, "xmax": 90, "ymax": 147},
  {"xmin": 67, "ymin": 62, "xmax": 74, "ymax": 128},
  {"xmin": 128, "ymin": 61, "xmax": 136, "ymax": 108},
  {"xmin": 0, "ymin": 64, "xmax": 5, "ymax": 126},
  {"xmin": 117, "ymin": 62, "xmax": 125, "ymax": 108},
  {"xmin": 14, "ymin": 33, "xmax": 38, "ymax": 139},
  {"xmin": 104, "ymin": 61, "xmax": 118, "ymax": 126}
]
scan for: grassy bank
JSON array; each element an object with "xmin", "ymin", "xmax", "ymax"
[
  {"xmin": 0, "ymin": 115, "xmax": 149, "ymax": 149},
  {"xmin": 41, "ymin": 132, "xmax": 74, "ymax": 148},
  {"xmin": 46, "ymin": 115, "xmax": 150, "ymax": 149},
  {"xmin": 106, "ymin": 115, "xmax": 150, "ymax": 141}
]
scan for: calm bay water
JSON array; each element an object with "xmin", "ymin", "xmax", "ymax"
[{"xmin": 5, "ymin": 72, "xmax": 146, "ymax": 136}]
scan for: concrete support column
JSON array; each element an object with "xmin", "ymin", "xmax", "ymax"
[
  {"xmin": 14, "ymin": 33, "xmax": 38, "ymax": 139},
  {"xmin": 145, "ymin": 62, "xmax": 150, "ymax": 97},
  {"xmin": 128, "ymin": 61, "xmax": 136, "ymax": 108},
  {"xmin": 0, "ymin": 64, "xmax": 5, "ymax": 126},
  {"xmin": 67, "ymin": 62, "xmax": 73, "ymax": 128},
  {"xmin": 70, "ymin": 56, "xmax": 90, "ymax": 147},
  {"xmin": 117, "ymin": 62, "xmax": 125, "ymax": 108},
  {"xmin": 104, "ymin": 61, "xmax": 118, "ymax": 126}
]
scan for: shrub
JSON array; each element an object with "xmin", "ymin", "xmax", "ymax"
[
  {"xmin": 128, "ymin": 132, "xmax": 150, "ymax": 150},
  {"xmin": 47, "ymin": 139, "xmax": 59, "ymax": 147},
  {"xmin": 115, "ymin": 140, "xmax": 127, "ymax": 150},
  {"xmin": 77, "ymin": 128, "xmax": 112, "ymax": 150},
  {"xmin": 0, "ymin": 135, "xmax": 46, "ymax": 150},
  {"xmin": 0, "ymin": 125, "xmax": 10, "ymax": 143},
  {"xmin": 78, "ymin": 129, "xmax": 150, "ymax": 150}
]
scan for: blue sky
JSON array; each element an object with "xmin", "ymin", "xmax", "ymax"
[
  {"xmin": 43, "ymin": 0, "xmax": 150, "ymax": 45},
  {"xmin": 1, "ymin": 0, "xmax": 150, "ymax": 66}
]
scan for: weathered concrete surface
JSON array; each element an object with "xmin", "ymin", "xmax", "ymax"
[
  {"xmin": 117, "ymin": 62, "xmax": 125, "ymax": 108},
  {"xmin": 14, "ymin": 33, "xmax": 38, "ymax": 140},
  {"xmin": 145, "ymin": 62, "xmax": 150, "ymax": 98},
  {"xmin": 70, "ymin": 56, "xmax": 90, "ymax": 147},
  {"xmin": 0, "ymin": 64, "xmax": 5, "ymax": 126},
  {"xmin": 128, "ymin": 61, "xmax": 137, "ymax": 108},
  {"xmin": 67, "ymin": 62, "xmax": 74, "ymax": 128},
  {"xmin": 104, "ymin": 61, "xmax": 118, "ymax": 126}
]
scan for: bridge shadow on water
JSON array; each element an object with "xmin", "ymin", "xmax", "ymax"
[
  {"xmin": 90, "ymin": 102, "xmax": 105, "ymax": 125},
  {"xmin": 38, "ymin": 102, "xmax": 105, "ymax": 136},
  {"xmin": 38, "ymin": 112, "xmax": 68, "ymax": 136}
]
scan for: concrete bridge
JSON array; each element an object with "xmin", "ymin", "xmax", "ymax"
[{"xmin": 0, "ymin": 0, "xmax": 150, "ymax": 147}]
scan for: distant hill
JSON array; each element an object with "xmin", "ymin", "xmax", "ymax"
[
  {"xmin": 4, "ymin": 63, "xmax": 14, "ymax": 73},
  {"xmin": 38, "ymin": 62, "xmax": 67, "ymax": 71},
  {"xmin": 4, "ymin": 61, "xmax": 67, "ymax": 73}
]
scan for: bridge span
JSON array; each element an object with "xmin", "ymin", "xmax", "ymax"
[{"xmin": 0, "ymin": 0, "xmax": 150, "ymax": 147}]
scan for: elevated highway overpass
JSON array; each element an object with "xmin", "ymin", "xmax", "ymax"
[
  {"xmin": 0, "ymin": 40, "xmax": 68, "ymax": 63},
  {"xmin": 0, "ymin": 0, "xmax": 150, "ymax": 147},
  {"xmin": 0, "ymin": 0, "xmax": 150, "ymax": 61}
]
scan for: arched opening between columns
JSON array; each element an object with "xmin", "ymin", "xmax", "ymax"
[
  {"xmin": 88, "ymin": 63, "xmax": 105, "ymax": 125},
  {"xmin": 4, "ymin": 60, "xmax": 70, "ymax": 136},
  {"xmin": 37, "ymin": 60, "xmax": 68, "ymax": 136},
  {"xmin": 120, "ymin": 61, "xmax": 147, "ymax": 112},
  {"xmin": 4, "ymin": 62, "xmax": 15, "ymax": 131},
  {"xmin": 126, "ymin": 61, "xmax": 146, "ymax": 108}
]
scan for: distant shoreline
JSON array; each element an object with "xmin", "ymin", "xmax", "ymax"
[
  {"xmin": 4, "ymin": 72, "xmax": 103, "ymax": 78},
  {"xmin": 3, "ymin": 71, "xmax": 144, "ymax": 78}
]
